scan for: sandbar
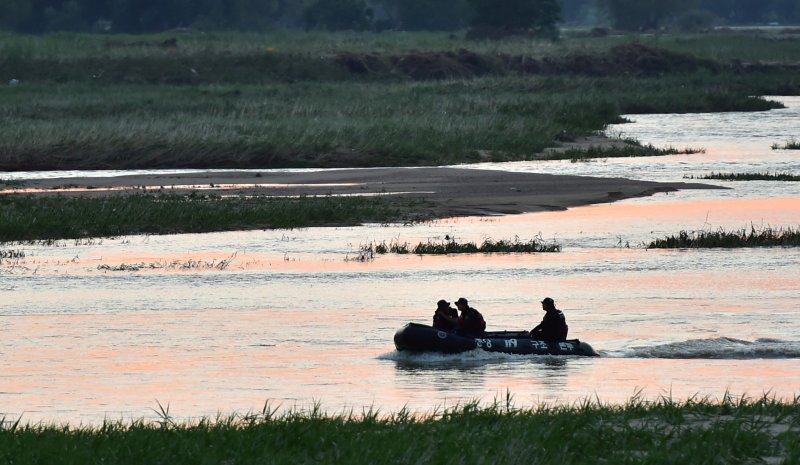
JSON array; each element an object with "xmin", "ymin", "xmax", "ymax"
[{"xmin": 12, "ymin": 166, "xmax": 721, "ymax": 220}]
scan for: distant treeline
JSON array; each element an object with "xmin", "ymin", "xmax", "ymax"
[{"xmin": 1, "ymin": 0, "xmax": 799, "ymax": 34}]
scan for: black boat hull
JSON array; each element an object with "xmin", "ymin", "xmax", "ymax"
[{"xmin": 394, "ymin": 322, "xmax": 599, "ymax": 356}]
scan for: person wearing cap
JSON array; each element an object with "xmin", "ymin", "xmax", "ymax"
[
  {"xmin": 454, "ymin": 297, "xmax": 486, "ymax": 337},
  {"xmin": 433, "ymin": 299, "xmax": 459, "ymax": 331},
  {"xmin": 530, "ymin": 297, "xmax": 568, "ymax": 341}
]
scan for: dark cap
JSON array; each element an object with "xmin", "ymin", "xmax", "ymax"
[
  {"xmin": 455, "ymin": 297, "xmax": 468, "ymax": 305},
  {"xmin": 541, "ymin": 297, "xmax": 555, "ymax": 306},
  {"xmin": 437, "ymin": 299, "xmax": 450, "ymax": 307}
]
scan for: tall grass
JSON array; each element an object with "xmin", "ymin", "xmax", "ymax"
[
  {"xmin": 772, "ymin": 138, "xmax": 800, "ymax": 150},
  {"xmin": 0, "ymin": 75, "xmax": 782, "ymax": 170},
  {"xmin": 648, "ymin": 225, "xmax": 800, "ymax": 248},
  {"xmin": 689, "ymin": 172, "xmax": 800, "ymax": 181},
  {"xmin": 548, "ymin": 143, "xmax": 703, "ymax": 161},
  {"xmin": 1, "ymin": 394, "xmax": 798, "ymax": 465},
  {"xmin": 0, "ymin": 30, "xmax": 795, "ymax": 170},
  {"xmin": 0, "ymin": 194, "xmax": 428, "ymax": 241},
  {"xmin": 3, "ymin": 29, "xmax": 800, "ymax": 61},
  {"xmin": 361, "ymin": 236, "xmax": 561, "ymax": 255}
]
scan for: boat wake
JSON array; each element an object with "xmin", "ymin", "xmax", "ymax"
[
  {"xmin": 608, "ymin": 337, "xmax": 800, "ymax": 359},
  {"xmin": 380, "ymin": 337, "xmax": 800, "ymax": 362}
]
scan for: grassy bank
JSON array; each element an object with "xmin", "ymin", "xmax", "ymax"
[
  {"xmin": 0, "ymin": 31, "xmax": 797, "ymax": 170},
  {"xmin": 0, "ymin": 75, "xmax": 779, "ymax": 171},
  {"xmin": 648, "ymin": 226, "xmax": 800, "ymax": 249},
  {"xmin": 0, "ymin": 194, "xmax": 429, "ymax": 242},
  {"xmin": 1, "ymin": 396, "xmax": 798, "ymax": 464}
]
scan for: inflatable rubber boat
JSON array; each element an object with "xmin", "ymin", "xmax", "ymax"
[{"xmin": 394, "ymin": 322, "xmax": 599, "ymax": 356}]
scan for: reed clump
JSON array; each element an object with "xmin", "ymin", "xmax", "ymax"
[
  {"xmin": 688, "ymin": 172, "xmax": 800, "ymax": 181},
  {"xmin": 0, "ymin": 249, "xmax": 25, "ymax": 259},
  {"xmin": 97, "ymin": 253, "xmax": 237, "ymax": 272},
  {"xmin": 550, "ymin": 144, "xmax": 704, "ymax": 162},
  {"xmin": 0, "ymin": 394, "xmax": 797, "ymax": 465},
  {"xmin": 771, "ymin": 138, "xmax": 800, "ymax": 150},
  {"xmin": 648, "ymin": 225, "xmax": 800, "ymax": 248},
  {"xmin": 361, "ymin": 236, "xmax": 561, "ymax": 255}
]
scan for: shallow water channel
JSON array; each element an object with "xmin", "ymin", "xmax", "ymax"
[{"xmin": 2, "ymin": 97, "xmax": 799, "ymax": 425}]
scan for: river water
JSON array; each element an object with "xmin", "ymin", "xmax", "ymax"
[{"xmin": 2, "ymin": 97, "xmax": 799, "ymax": 425}]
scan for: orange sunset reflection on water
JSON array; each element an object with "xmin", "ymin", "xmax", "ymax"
[{"xmin": 441, "ymin": 196, "xmax": 800, "ymax": 237}]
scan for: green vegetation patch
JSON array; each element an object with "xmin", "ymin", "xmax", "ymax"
[
  {"xmin": 0, "ymin": 76, "xmax": 781, "ymax": 171},
  {"xmin": 0, "ymin": 31, "xmax": 796, "ymax": 171},
  {"xmin": 688, "ymin": 172, "xmax": 800, "ymax": 181},
  {"xmin": 648, "ymin": 226, "xmax": 800, "ymax": 249},
  {"xmin": 772, "ymin": 138, "xmax": 800, "ymax": 150},
  {"xmin": 1, "ymin": 395, "xmax": 798, "ymax": 465},
  {"xmin": 360, "ymin": 236, "xmax": 561, "ymax": 256},
  {"xmin": 0, "ymin": 194, "xmax": 429, "ymax": 242},
  {"xmin": 545, "ymin": 143, "xmax": 704, "ymax": 162}
]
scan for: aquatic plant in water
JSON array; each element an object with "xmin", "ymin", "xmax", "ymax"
[
  {"xmin": 554, "ymin": 144, "xmax": 704, "ymax": 162},
  {"xmin": 648, "ymin": 225, "xmax": 800, "ymax": 248},
  {"xmin": 96, "ymin": 253, "xmax": 237, "ymax": 272},
  {"xmin": 687, "ymin": 172, "xmax": 800, "ymax": 181},
  {"xmin": 771, "ymin": 138, "xmax": 800, "ymax": 150},
  {"xmin": 360, "ymin": 236, "xmax": 560, "ymax": 255}
]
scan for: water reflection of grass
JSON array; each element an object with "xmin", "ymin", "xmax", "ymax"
[
  {"xmin": 648, "ymin": 226, "xmax": 800, "ymax": 248},
  {"xmin": 1, "ymin": 395, "xmax": 797, "ymax": 464},
  {"xmin": 0, "ymin": 194, "xmax": 429, "ymax": 242},
  {"xmin": 360, "ymin": 236, "xmax": 561, "ymax": 256}
]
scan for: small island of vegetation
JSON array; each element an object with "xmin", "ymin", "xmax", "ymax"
[
  {"xmin": 357, "ymin": 236, "xmax": 561, "ymax": 258},
  {"xmin": 686, "ymin": 172, "xmax": 800, "ymax": 181},
  {"xmin": 772, "ymin": 139, "xmax": 800, "ymax": 150},
  {"xmin": 648, "ymin": 226, "xmax": 800, "ymax": 249}
]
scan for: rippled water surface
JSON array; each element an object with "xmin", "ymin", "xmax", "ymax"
[{"xmin": 2, "ymin": 97, "xmax": 799, "ymax": 424}]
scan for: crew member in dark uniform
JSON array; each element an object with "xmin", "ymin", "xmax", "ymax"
[
  {"xmin": 454, "ymin": 297, "xmax": 486, "ymax": 337},
  {"xmin": 433, "ymin": 299, "xmax": 458, "ymax": 331},
  {"xmin": 530, "ymin": 297, "xmax": 568, "ymax": 342}
]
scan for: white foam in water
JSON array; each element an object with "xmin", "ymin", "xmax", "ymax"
[{"xmin": 608, "ymin": 337, "xmax": 800, "ymax": 359}]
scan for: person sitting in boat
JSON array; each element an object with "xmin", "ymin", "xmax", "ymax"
[
  {"xmin": 433, "ymin": 299, "xmax": 459, "ymax": 331},
  {"xmin": 454, "ymin": 297, "xmax": 486, "ymax": 337},
  {"xmin": 530, "ymin": 297, "xmax": 568, "ymax": 342}
]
